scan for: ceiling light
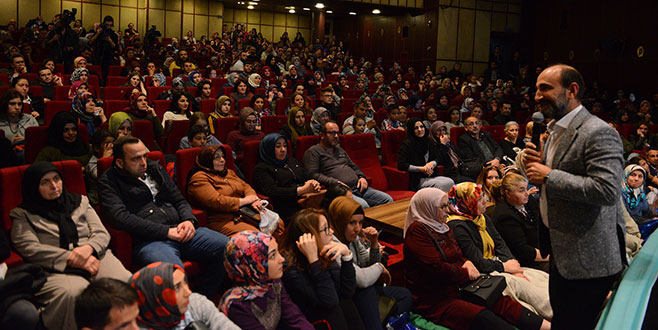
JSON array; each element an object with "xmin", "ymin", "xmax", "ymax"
[
  {"xmin": 247, "ymin": 5, "xmax": 254, "ymax": 9},
  {"xmin": 372, "ymin": 9, "xmax": 381, "ymax": 14},
  {"xmin": 315, "ymin": 3, "xmax": 325, "ymax": 9},
  {"xmin": 248, "ymin": 1, "xmax": 258, "ymax": 5},
  {"xmin": 326, "ymin": 10, "xmax": 333, "ymax": 14},
  {"xmin": 289, "ymin": 9, "xmax": 295, "ymax": 13},
  {"xmin": 349, "ymin": 12, "xmax": 356, "ymax": 15},
  {"xmin": 303, "ymin": 8, "xmax": 310, "ymax": 11}
]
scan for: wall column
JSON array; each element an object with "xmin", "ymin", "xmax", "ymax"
[{"xmin": 312, "ymin": 10, "xmax": 325, "ymax": 43}]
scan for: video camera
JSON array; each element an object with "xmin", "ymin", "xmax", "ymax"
[
  {"xmin": 60, "ymin": 8, "xmax": 77, "ymax": 27},
  {"xmin": 144, "ymin": 26, "xmax": 161, "ymax": 42}
]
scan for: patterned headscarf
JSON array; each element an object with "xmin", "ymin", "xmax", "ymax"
[
  {"xmin": 622, "ymin": 164, "xmax": 647, "ymax": 210},
  {"xmin": 187, "ymin": 71, "xmax": 200, "ymax": 87},
  {"xmin": 152, "ymin": 73, "xmax": 166, "ymax": 87},
  {"xmin": 73, "ymin": 57, "xmax": 86, "ymax": 68},
  {"xmin": 219, "ymin": 231, "xmax": 274, "ymax": 315},
  {"xmin": 68, "ymin": 81, "xmax": 87, "ymax": 98},
  {"xmin": 129, "ymin": 262, "xmax": 185, "ymax": 330},
  {"xmin": 172, "ymin": 77, "xmax": 185, "ymax": 89},
  {"xmin": 447, "ymin": 182, "xmax": 495, "ymax": 259},
  {"xmin": 311, "ymin": 107, "xmax": 330, "ymax": 133},
  {"xmin": 70, "ymin": 67, "xmax": 89, "ymax": 84},
  {"xmin": 214, "ymin": 95, "xmax": 233, "ymax": 118}
]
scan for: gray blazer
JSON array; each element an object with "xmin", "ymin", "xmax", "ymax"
[{"xmin": 540, "ymin": 107, "xmax": 626, "ymax": 280}]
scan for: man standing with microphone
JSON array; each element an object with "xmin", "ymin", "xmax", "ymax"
[{"xmin": 523, "ymin": 64, "xmax": 626, "ymax": 329}]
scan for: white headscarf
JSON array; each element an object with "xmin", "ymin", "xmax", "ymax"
[{"xmin": 404, "ymin": 188, "xmax": 450, "ymax": 237}]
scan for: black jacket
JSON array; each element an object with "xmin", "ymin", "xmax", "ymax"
[
  {"xmin": 457, "ymin": 131, "xmax": 504, "ymax": 178},
  {"xmin": 489, "ymin": 198, "xmax": 541, "ymax": 269},
  {"xmin": 252, "ymin": 157, "xmax": 309, "ymax": 221},
  {"xmin": 448, "ymin": 215, "xmax": 515, "ymax": 273},
  {"xmin": 98, "ymin": 159, "xmax": 196, "ymax": 244},
  {"xmin": 398, "ymin": 138, "xmax": 438, "ymax": 191}
]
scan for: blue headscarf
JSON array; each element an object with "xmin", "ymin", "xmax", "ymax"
[
  {"xmin": 258, "ymin": 133, "xmax": 288, "ymax": 167},
  {"xmin": 622, "ymin": 164, "xmax": 647, "ymax": 210}
]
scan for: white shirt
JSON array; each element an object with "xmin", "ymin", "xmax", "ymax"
[{"xmin": 540, "ymin": 104, "xmax": 585, "ymax": 227}]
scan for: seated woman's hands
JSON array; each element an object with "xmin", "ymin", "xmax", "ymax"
[
  {"xmin": 462, "ymin": 260, "xmax": 481, "ymax": 280},
  {"xmin": 298, "ymin": 180, "xmax": 321, "ymax": 195},
  {"xmin": 378, "ymin": 262, "xmax": 392, "ymax": 286},
  {"xmin": 320, "ymin": 241, "xmax": 351, "ymax": 262},
  {"xmin": 503, "ymin": 259, "xmax": 529, "ymax": 281},
  {"xmin": 296, "ymin": 233, "xmax": 319, "ymax": 264},
  {"xmin": 239, "ymin": 194, "xmax": 261, "ymax": 210},
  {"xmin": 361, "ymin": 226, "xmax": 379, "ymax": 247},
  {"xmin": 67, "ymin": 245, "xmax": 99, "ymax": 275}
]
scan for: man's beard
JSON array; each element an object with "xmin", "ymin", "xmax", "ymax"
[{"xmin": 540, "ymin": 91, "xmax": 569, "ymax": 120}]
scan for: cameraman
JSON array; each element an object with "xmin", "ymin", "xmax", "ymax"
[
  {"xmin": 89, "ymin": 15, "xmax": 119, "ymax": 84},
  {"xmin": 45, "ymin": 12, "xmax": 79, "ymax": 73}
]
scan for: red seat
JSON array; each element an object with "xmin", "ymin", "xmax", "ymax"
[
  {"xmin": 261, "ymin": 115, "xmax": 287, "ymax": 134},
  {"xmin": 482, "ymin": 125, "xmax": 505, "ymax": 143},
  {"xmin": 175, "ymin": 145, "xmax": 235, "ymax": 197},
  {"xmin": 340, "ymin": 98, "xmax": 358, "ymax": 113},
  {"xmin": 237, "ymin": 99, "xmax": 251, "ymax": 112},
  {"xmin": 152, "ymin": 100, "xmax": 171, "ymax": 118},
  {"xmin": 104, "ymin": 100, "xmax": 130, "ymax": 117},
  {"xmin": 200, "ymin": 99, "xmax": 217, "ymax": 115},
  {"xmin": 339, "ymin": 134, "xmax": 414, "ymax": 201},
  {"xmin": 222, "ymin": 86, "xmax": 233, "ymax": 97},
  {"xmin": 375, "ymin": 109, "xmax": 388, "ymax": 126},
  {"xmin": 295, "ymin": 135, "xmax": 319, "ymax": 162},
  {"xmin": 145, "ymin": 75, "xmax": 173, "ymax": 87},
  {"xmin": 515, "ymin": 111, "xmax": 531, "ymax": 125},
  {"xmin": 44, "ymin": 101, "xmax": 73, "ymax": 125},
  {"xmin": 164, "ymin": 120, "xmax": 190, "ymax": 154},
  {"xmin": 450, "ymin": 127, "xmax": 466, "ymax": 146},
  {"xmin": 104, "ymin": 87, "xmax": 134, "ymax": 100},
  {"xmin": 108, "ymin": 65, "xmax": 123, "ymax": 76},
  {"xmin": 241, "ymin": 140, "xmax": 262, "ymax": 184},
  {"xmin": 54, "ymin": 85, "xmax": 71, "ymax": 100},
  {"xmin": 0, "ymin": 161, "xmax": 87, "ymax": 268},
  {"xmin": 186, "ymin": 87, "xmax": 198, "ymax": 96},
  {"xmin": 380, "ymin": 130, "xmax": 407, "ymax": 167},
  {"xmin": 211, "ymin": 78, "xmax": 228, "ymax": 90},
  {"xmin": 275, "ymin": 98, "xmax": 291, "ymax": 115},
  {"xmin": 28, "ymin": 85, "xmax": 43, "ymax": 97},
  {"xmin": 132, "ymin": 120, "xmax": 160, "ymax": 152},
  {"xmin": 343, "ymin": 90, "xmax": 365, "ymax": 98},
  {"xmin": 338, "ymin": 112, "xmax": 353, "ymax": 130},
  {"xmin": 213, "ymin": 117, "xmax": 240, "ymax": 144},
  {"xmin": 619, "ymin": 123, "xmax": 634, "ymax": 139},
  {"xmin": 106, "ymin": 76, "xmax": 126, "ymax": 86},
  {"xmin": 147, "ymin": 87, "xmax": 169, "ymax": 102},
  {"xmin": 24, "ymin": 123, "xmax": 89, "ymax": 164}
]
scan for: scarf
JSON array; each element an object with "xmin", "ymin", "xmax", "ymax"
[
  {"xmin": 71, "ymin": 92, "xmax": 97, "ymax": 136},
  {"xmin": 108, "ymin": 112, "xmax": 132, "ymax": 137},
  {"xmin": 328, "ymin": 196, "xmax": 364, "ymax": 243},
  {"xmin": 404, "ymin": 188, "xmax": 450, "ymax": 237},
  {"xmin": 187, "ymin": 71, "xmax": 200, "ymax": 87},
  {"xmin": 311, "ymin": 107, "xmax": 329, "ymax": 133},
  {"xmin": 447, "ymin": 182, "xmax": 495, "ymax": 259},
  {"xmin": 259, "ymin": 133, "xmax": 288, "ymax": 167},
  {"xmin": 68, "ymin": 81, "xmax": 86, "ymax": 98},
  {"xmin": 47, "ymin": 111, "xmax": 90, "ymax": 156},
  {"xmin": 248, "ymin": 73, "xmax": 261, "ymax": 88},
  {"xmin": 287, "ymin": 107, "xmax": 308, "ymax": 142},
  {"xmin": 239, "ymin": 107, "xmax": 258, "ymax": 135},
  {"xmin": 19, "ymin": 162, "xmax": 82, "ymax": 250},
  {"xmin": 622, "ymin": 164, "xmax": 647, "ymax": 210},
  {"xmin": 406, "ymin": 118, "xmax": 429, "ymax": 156},
  {"xmin": 219, "ymin": 231, "xmax": 274, "ymax": 315},
  {"xmin": 70, "ymin": 67, "xmax": 89, "ymax": 84},
  {"xmin": 152, "ymin": 73, "xmax": 166, "ymax": 86},
  {"xmin": 226, "ymin": 73, "xmax": 238, "ymax": 87},
  {"xmin": 430, "ymin": 121, "xmax": 460, "ymax": 168},
  {"xmin": 127, "ymin": 91, "xmax": 148, "ymax": 118},
  {"xmin": 214, "ymin": 95, "xmax": 233, "ymax": 118},
  {"xmin": 129, "ymin": 262, "xmax": 185, "ymax": 330}
]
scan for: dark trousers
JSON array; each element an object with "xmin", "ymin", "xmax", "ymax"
[{"xmin": 549, "ymin": 262, "xmax": 619, "ymax": 330}]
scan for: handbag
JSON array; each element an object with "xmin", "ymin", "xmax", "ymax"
[
  {"xmin": 419, "ymin": 223, "xmax": 506, "ymax": 308},
  {"xmin": 237, "ymin": 200, "xmax": 280, "ymax": 234}
]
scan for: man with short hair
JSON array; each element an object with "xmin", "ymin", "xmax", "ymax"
[
  {"xmin": 0, "ymin": 55, "xmax": 28, "ymax": 80},
  {"xmin": 492, "ymin": 101, "xmax": 515, "ymax": 125},
  {"xmin": 458, "ymin": 116, "xmax": 503, "ymax": 178},
  {"xmin": 230, "ymin": 51, "xmax": 248, "ymax": 72},
  {"xmin": 342, "ymin": 99, "xmax": 376, "ymax": 135},
  {"xmin": 320, "ymin": 86, "xmax": 341, "ymax": 121},
  {"xmin": 169, "ymin": 49, "xmax": 194, "ymax": 76},
  {"xmin": 646, "ymin": 148, "xmax": 658, "ymax": 179},
  {"xmin": 37, "ymin": 67, "xmax": 63, "ymax": 101},
  {"xmin": 304, "ymin": 121, "xmax": 393, "ymax": 208},
  {"xmin": 99, "ymin": 137, "xmax": 229, "ymax": 298},
  {"xmin": 75, "ymin": 278, "xmax": 139, "ymax": 330}
]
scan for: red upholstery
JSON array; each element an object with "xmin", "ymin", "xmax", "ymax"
[
  {"xmin": 104, "ymin": 100, "xmax": 130, "ymax": 117},
  {"xmin": 132, "ymin": 120, "xmax": 160, "ymax": 151},
  {"xmin": 275, "ymin": 98, "xmax": 291, "ymax": 115},
  {"xmin": 343, "ymin": 90, "xmax": 365, "ymax": 98},
  {"xmin": 108, "ymin": 65, "xmax": 123, "ymax": 76},
  {"xmin": 450, "ymin": 127, "xmax": 466, "ymax": 146},
  {"xmin": 24, "ymin": 123, "xmax": 89, "ymax": 164},
  {"xmin": 44, "ymin": 101, "xmax": 73, "ymax": 125},
  {"xmin": 200, "ymin": 99, "xmax": 217, "ymax": 115},
  {"xmin": 261, "ymin": 115, "xmax": 287, "ymax": 134},
  {"xmin": 0, "ymin": 161, "xmax": 86, "ymax": 267},
  {"xmin": 164, "ymin": 120, "xmax": 190, "ymax": 154},
  {"xmin": 213, "ymin": 117, "xmax": 240, "ymax": 144},
  {"xmin": 375, "ymin": 109, "xmax": 388, "ymax": 126},
  {"xmin": 515, "ymin": 111, "xmax": 531, "ymax": 124},
  {"xmin": 210, "ymin": 78, "xmax": 227, "ymax": 90},
  {"xmin": 295, "ymin": 135, "xmax": 319, "ymax": 162},
  {"xmin": 54, "ymin": 85, "xmax": 72, "ymax": 100},
  {"xmin": 380, "ymin": 130, "xmax": 407, "ymax": 167},
  {"xmin": 222, "ymin": 86, "xmax": 233, "ymax": 97},
  {"xmin": 28, "ymin": 85, "xmax": 43, "ymax": 97},
  {"xmin": 145, "ymin": 75, "xmax": 173, "ymax": 87},
  {"xmin": 340, "ymin": 98, "xmax": 358, "ymax": 113},
  {"xmin": 106, "ymin": 76, "xmax": 127, "ymax": 86},
  {"xmin": 186, "ymin": 87, "xmax": 198, "ymax": 95},
  {"xmin": 339, "ymin": 134, "xmax": 413, "ymax": 201},
  {"xmin": 619, "ymin": 123, "xmax": 634, "ymax": 139},
  {"xmin": 337, "ymin": 112, "xmax": 353, "ymax": 130},
  {"xmin": 483, "ymin": 125, "xmax": 505, "ymax": 143},
  {"xmin": 63, "ymin": 74, "xmax": 100, "ymax": 92},
  {"xmin": 152, "ymin": 100, "xmax": 171, "ymax": 118},
  {"xmin": 237, "ymin": 99, "xmax": 251, "ymax": 112},
  {"xmin": 104, "ymin": 87, "xmax": 134, "ymax": 100},
  {"xmin": 147, "ymin": 87, "xmax": 169, "ymax": 102},
  {"xmin": 241, "ymin": 140, "xmax": 262, "ymax": 184}
]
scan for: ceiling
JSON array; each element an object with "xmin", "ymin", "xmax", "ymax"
[{"xmin": 221, "ymin": 0, "xmax": 425, "ymax": 17}]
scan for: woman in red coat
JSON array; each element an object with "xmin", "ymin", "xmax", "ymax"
[{"xmin": 403, "ymin": 188, "xmax": 549, "ymax": 330}]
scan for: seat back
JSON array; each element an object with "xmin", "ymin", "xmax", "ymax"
[
  {"xmin": 104, "ymin": 100, "xmax": 130, "ymax": 117},
  {"xmin": 380, "ymin": 130, "xmax": 407, "ymax": 167},
  {"xmin": 97, "ymin": 151, "xmax": 166, "ymax": 180},
  {"xmin": 104, "ymin": 87, "xmax": 134, "ymax": 100},
  {"xmin": 295, "ymin": 135, "xmax": 319, "ymax": 162},
  {"xmin": 450, "ymin": 126, "xmax": 467, "ymax": 146},
  {"xmin": 0, "ymin": 160, "xmax": 86, "ymax": 233},
  {"xmin": 375, "ymin": 109, "xmax": 388, "ymax": 126},
  {"xmin": 133, "ymin": 120, "xmax": 159, "ymax": 151},
  {"xmin": 106, "ymin": 76, "xmax": 126, "ymax": 86},
  {"xmin": 147, "ymin": 87, "xmax": 169, "ymax": 102},
  {"xmin": 44, "ymin": 101, "xmax": 73, "ymax": 125},
  {"xmin": 175, "ymin": 145, "xmax": 235, "ymax": 197},
  {"xmin": 164, "ymin": 120, "xmax": 190, "ymax": 154},
  {"xmin": 54, "ymin": 85, "xmax": 72, "ymax": 100},
  {"xmin": 200, "ymin": 99, "xmax": 217, "ymax": 115},
  {"xmin": 213, "ymin": 117, "xmax": 240, "ymax": 144},
  {"xmin": 339, "ymin": 133, "xmax": 388, "ymax": 191},
  {"xmin": 241, "ymin": 140, "xmax": 262, "ymax": 184},
  {"xmin": 152, "ymin": 100, "xmax": 171, "ymax": 118},
  {"xmin": 261, "ymin": 115, "xmax": 287, "ymax": 134},
  {"xmin": 24, "ymin": 123, "xmax": 89, "ymax": 164},
  {"xmin": 483, "ymin": 125, "xmax": 506, "ymax": 143},
  {"xmin": 275, "ymin": 98, "xmax": 291, "ymax": 115}
]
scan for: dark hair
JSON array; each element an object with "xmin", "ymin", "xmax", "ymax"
[
  {"xmin": 197, "ymin": 80, "xmax": 212, "ymax": 97},
  {"xmin": 0, "ymin": 89, "xmax": 24, "ymax": 118},
  {"xmin": 321, "ymin": 183, "xmax": 351, "ymax": 210},
  {"xmin": 187, "ymin": 124, "xmax": 207, "ymax": 142},
  {"xmin": 250, "ymin": 94, "xmax": 265, "ymax": 108},
  {"xmin": 10, "ymin": 54, "xmax": 24, "ymax": 64},
  {"xmin": 169, "ymin": 92, "xmax": 192, "ymax": 114},
  {"xmin": 558, "ymin": 65, "xmax": 585, "ymax": 100},
  {"xmin": 103, "ymin": 15, "xmax": 114, "ymax": 23},
  {"xmin": 280, "ymin": 208, "xmax": 332, "ymax": 271},
  {"xmin": 234, "ymin": 79, "xmax": 248, "ymax": 93},
  {"xmin": 353, "ymin": 99, "xmax": 366, "ymax": 110},
  {"xmin": 321, "ymin": 86, "xmax": 333, "ymax": 95},
  {"xmin": 113, "ymin": 136, "xmax": 141, "ymax": 162},
  {"xmin": 38, "ymin": 66, "xmax": 52, "ymax": 75},
  {"xmin": 10, "ymin": 76, "xmax": 29, "ymax": 88},
  {"xmin": 75, "ymin": 278, "xmax": 137, "ymax": 330},
  {"xmin": 501, "ymin": 101, "xmax": 512, "ymax": 107},
  {"xmin": 90, "ymin": 130, "xmax": 113, "ymax": 156}
]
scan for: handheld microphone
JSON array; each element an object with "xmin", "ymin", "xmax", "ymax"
[{"xmin": 531, "ymin": 111, "xmax": 545, "ymax": 151}]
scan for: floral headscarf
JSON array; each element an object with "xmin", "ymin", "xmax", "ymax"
[
  {"xmin": 622, "ymin": 164, "xmax": 647, "ymax": 210},
  {"xmin": 219, "ymin": 231, "xmax": 274, "ymax": 315},
  {"xmin": 128, "ymin": 262, "xmax": 185, "ymax": 330},
  {"xmin": 447, "ymin": 182, "xmax": 495, "ymax": 259},
  {"xmin": 68, "ymin": 81, "xmax": 88, "ymax": 98},
  {"xmin": 187, "ymin": 71, "xmax": 200, "ymax": 87},
  {"xmin": 70, "ymin": 67, "xmax": 89, "ymax": 84}
]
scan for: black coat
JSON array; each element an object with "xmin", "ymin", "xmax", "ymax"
[
  {"xmin": 499, "ymin": 138, "xmax": 525, "ymax": 164},
  {"xmin": 98, "ymin": 159, "xmax": 196, "ymax": 245},
  {"xmin": 448, "ymin": 214, "xmax": 515, "ymax": 273},
  {"xmin": 397, "ymin": 138, "xmax": 438, "ymax": 191},
  {"xmin": 252, "ymin": 157, "xmax": 309, "ymax": 221},
  {"xmin": 457, "ymin": 131, "xmax": 504, "ymax": 178},
  {"xmin": 489, "ymin": 198, "xmax": 541, "ymax": 269}
]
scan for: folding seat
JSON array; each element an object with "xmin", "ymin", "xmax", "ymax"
[
  {"xmin": 380, "ymin": 130, "xmax": 408, "ymax": 167},
  {"xmin": 275, "ymin": 98, "xmax": 291, "ymax": 115},
  {"xmin": 255, "ymin": 88, "xmax": 266, "ymax": 95},
  {"xmin": 213, "ymin": 117, "xmax": 240, "ymax": 144},
  {"xmin": 261, "ymin": 115, "xmax": 287, "ymax": 134},
  {"xmin": 152, "ymin": 100, "xmax": 171, "ymax": 118},
  {"xmin": 163, "ymin": 120, "xmax": 190, "ymax": 154},
  {"xmin": 104, "ymin": 100, "xmax": 130, "ymax": 117},
  {"xmin": 44, "ymin": 101, "xmax": 74, "ymax": 125},
  {"xmin": 515, "ymin": 110, "xmax": 531, "ymax": 125},
  {"xmin": 103, "ymin": 87, "xmax": 134, "ymax": 100},
  {"xmin": 340, "ymin": 98, "xmax": 357, "ymax": 113},
  {"xmin": 450, "ymin": 127, "xmax": 467, "ymax": 146},
  {"xmin": 106, "ymin": 76, "xmax": 126, "ymax": 86},
  {"xmin": 147, "ymin": 87, "xmax": 169, "ymax": 102},
  {"xmin": 237, "ymin": 99, "xmax": 251, "ymax": 112},
  {"xmin": 240, "ymin": 140, "xmax": 262, "ymax": 185},
  {"xmin": 375, "ymin": 109, "xmax": 388, "ymax": 126},
  {"xmin": 338, "ymin": 112, "xmax": 353, "ymax": 130},
  {"xmin": 339, "ymin": 133, "xmax": 414, "ymax": 201},
  {"xmin": 222, "ymin": 86, "xmax": 233, "ymax": 96},
  {"xmin": 28, "ymin": 85, "xmax": 43, "ymax": 97},
  {"xmin": 54, "ymin": 85, "xmax": 71, "ymax": 100},
  {"xmin": 482, "ymin": 125, "xmax": 506, "ymax": 143},
  {"xmin": 108, "ymin": 65, "xmax": 123, "ymax": 76},
  {"xmin": 200, "ymin": 99, "xmax": 217, "ymax": 115},
  {"xmin": 132, "ymin": 120, "xmax": 160, "ymax": 152}
]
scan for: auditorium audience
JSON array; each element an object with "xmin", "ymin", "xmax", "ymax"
[
  {"xmin": 226, "ymin": 107, "xmax": 265, "ymax": 165},
  {"xmin": 125, "ymin": 91, "xmax": 164, "ymax": 142},
  {"xmin": 310, "ymin": 106, "xmax": 331, "ymax": 135},
  {"xmin": 428, "ymin": 121, "xmax": 474, "ymax": 184},
  {"xmin": 280, "ymin": 106, "xmax": 313, "ymax": 152},
  {"xmin": 11, "ymin": 76, "xmax": 44, "ymax": 120},
  {"xmin": 0, "ymin": 89, "xmax": 37, "ymax": 152},
  {"xmin": 85, "ymin": 130, "xmax": 114, "ymax": 205},
  {"xmin": 458, "ymin": 116, "xmax": 503, "ymax": 179},
  {"xmin": 71, "ymin": 92, "xmax": 106, "ymax": 137},
  {"xmin": 35, "ymin": 111, "xmax": 93, "ymax": 166},
  {"xmin": 162, "ymin": 91, "xmax": 193, "ymax": 126},
  {"xmin": 499, "ymin": 121, "xmax": 525, "ymax": 165},
  {"xmin": 476, "ymin": 164, "xmax": 502, "ymax": 209},
  {"xmin": 208, "ymin": 96, "xmax": 234, "ymax": 132},
  {"xmin": 179, "ymin": 112, "xmax": 222, "ymax": 149}
]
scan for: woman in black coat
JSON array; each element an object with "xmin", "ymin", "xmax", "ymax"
[
  {"xmin": 427, "ymin": 121, "xmax": 474, "ymax": 185},
  {"xmin": 252, "ymin": 133, "xmax": 321, "ymax": 222},
  {"xmin": 397, "ymin": 118, "xmax": 454, "ymax": 191}
]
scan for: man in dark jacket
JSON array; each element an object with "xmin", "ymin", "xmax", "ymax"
[
  {"xmin": 98, "ymin": 137, "xmax": 228, "ymax": 298},
  {"xmin": 458, "ymin": 116, "xmax": 504, "ymax": 179}
]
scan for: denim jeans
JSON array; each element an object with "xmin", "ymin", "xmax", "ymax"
[
  {"xmin": 352, "ymin": 187, "xmax": 394, "ymax": 209},
  {"xmin": 134, "ymin": 227, "xmax": 229, "ymax": 298}
]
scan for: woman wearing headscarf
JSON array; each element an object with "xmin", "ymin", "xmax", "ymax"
[
  {"xmin": 220, "ymin": 231, "xmax": 314, "ymax": 329},
  {"xmin": 129, "ymin": 262, "xmax": 239, "ymax": 330},
  {"xmin": 621, "ymin": 164, "xmax": 655, "ymax": 224},
  {"xmin": 280, "ymin": 106, "xmax": 312, "ymax": 153},
  {"xmin": 248, "ymin": 73, "xmax": 262, "ymax": 91},
  {"xmin": 459, "ymin": 97, "xmax": 475, "ymax": 121},
  {"xmin": 35, "ymin": 111, "xmax": 93, "ymax": 166},
  {"xmin": 10, "ymin": 162, "xmax": 131, "ymax": 330},
  {"xmin": 310, "ymin": 107, "xmax": 331, "ymax": 135},
  {"xmin": 253, "ymin": 133, "xmax": 320, "ymax": 222},
  {"xmin": 69, "ymin": 67, "xmax": 97, "ymax": 97},
  {"xmin": 125, "ymin": 90, "xmax": 164, "ymax": 143},
  {"xmin": 328, "ymin": 197, "xmax": 413, "ymax": 329},
  {"xmin": 447, "ymin": 182, "xmax": 553, "ymax": 321},
  {"xmin": 226, "ymin": 107, "xmax": 265, "ymax": 165},
  {"xmin": 398, "ymin": 118, "xmax": 455, "ymax": 191},
  {"xmin": 185, "ymin": 71, "xmax": 202, "ymax": 88},
  {"xmin": 403, "ymin": 188, "xmax": 548, "ymax": 330},
  {"xmin": 71, "ymin": 92, "xmax": 106, "ymax": 137}
]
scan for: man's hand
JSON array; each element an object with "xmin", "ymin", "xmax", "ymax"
[
  {"xmin": 637, "ymin": 128, "xmax": 646, "ymax": 138},
  {"xmin": 526, "ymin": 163, "xmax": 552, "ymax": 185},
  {"xmin": 176, "ymin": 220, "xmax": 196, "ymax": 243},
  {"xmin": 487, "ymin": 158, "xmax": 501, "ymax": 168},
  {"xmin": 357, "ymin": 177, "xmax": 368, "ymax": 192}
]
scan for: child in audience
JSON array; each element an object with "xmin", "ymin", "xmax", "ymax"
[
  {"xmin": 476, "ymin": 165, "xmax": 502, "ymax": 210},
  {"xmin": 352, "ymin": 117, "xmax": 366, "ymax": 134},
  {"xmin": 179, "ymin": 112, "xmax": 222, "ymax": 149},
  {"xmin": 381, "ymin": 106, "xmax": 404, "ymax": 131},
  {"xmin": 86, "ymin": 130, "xmax": 114, "ymax": 205}
]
